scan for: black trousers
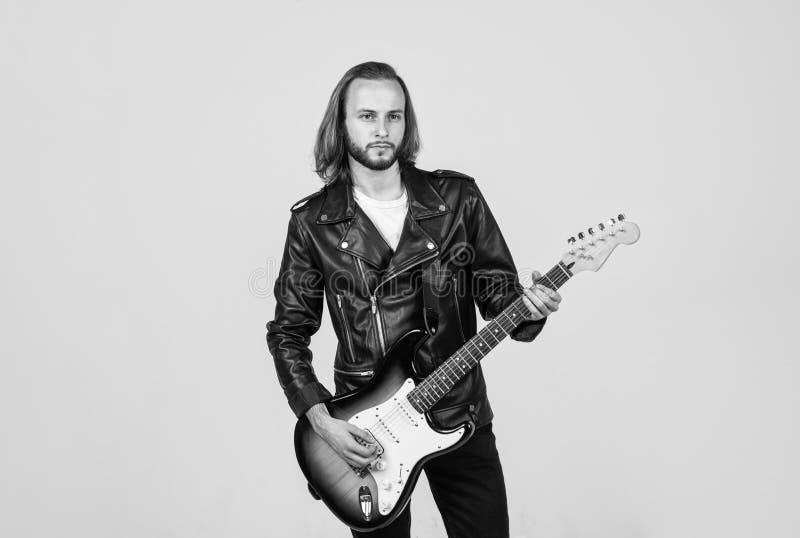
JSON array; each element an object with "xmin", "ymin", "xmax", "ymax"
[{"xmin": 351, "ymin": 423, "xmax": 509, "ymax": 538}]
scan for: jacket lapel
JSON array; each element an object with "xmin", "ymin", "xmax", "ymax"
[
  {"xmin": 314, "ymin": 167, "xmax": 451, "ymax": 278},
  {"xmin": 383, "ymin": 167, "xmax": 450, "ymax": 279},
  {"xmin": 316, "ymin": 175, "xmax": 393, "ymax": 269}
]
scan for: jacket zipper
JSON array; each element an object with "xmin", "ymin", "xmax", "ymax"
[
  {"xmin": 355, "ymin": 247, "xmax": 440, "ymax": 358},
  {"xmin": 376, "ymin": 248, "xmax": 438, "ymax": 292},
  {"xmin": 356, "ymin": 258, "xmax": 387, "ymax": 357},
  {"xmin": 336, "ymin": 294, "xmax": 357, "ymax": 363},
  {"xmin": 370, "ymin": 295, "xmax": 387, "ymax": 356},
  {"xmin": 333, "ymin": 367, "xmax": 374, "ymax": 377},
  {"xmin": 373, "ymin": 249, "xmax": 439, "ymax": 351},
  {"xmin": 452, "ymin": 274, "xmax": 466, "ymax": 342}
]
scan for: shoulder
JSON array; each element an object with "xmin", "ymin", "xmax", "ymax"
[
  {"xmin": 290, "ymin": 187, "xmax": 326, "ymax": 213},
  {"xmin": 431, "ymin": 169, "xmax": 475, "ymax": 182},
  {"xmin": 424, "ymin": 168, "xmax": 477, "ymax": 199},
  {"xmin": 425, "ymin": 168, "xmax": 480, "ymax": 203}
]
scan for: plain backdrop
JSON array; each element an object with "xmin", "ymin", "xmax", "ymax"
[{"xmin": 1, "ymin": 1, "xmax": 798, "ymax": 537}]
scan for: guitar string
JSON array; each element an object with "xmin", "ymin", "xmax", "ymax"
[
  {"xmin": 362, "ymin": 300, "xmax": 528, "ymax": 445},
  {"xmin": 361, "ymin": 303, "xmax": 531, "ymax": 440},
  {"xmin": 358, "ymin": 265, "xmax": 570, "ymax": 450},
  {"xmin": 401, "ymin": 267, "xmax": 569, "ymax": 416},
  {"xmin": 363, "ymin": 298, "xmax": 546, "ymax": 451},
  {"xmin": 360, "ymin": 269, "xmax": 568, "ymax": 442}
]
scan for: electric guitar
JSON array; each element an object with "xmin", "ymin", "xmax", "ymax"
[{"xmin": 294, "ymin": 214, "xmax": 640, "ymax": 532}]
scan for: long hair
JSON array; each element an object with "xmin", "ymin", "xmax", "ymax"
[{"xmin": 314, "ymin": 62, "xmax": 421, "ymax": 184}]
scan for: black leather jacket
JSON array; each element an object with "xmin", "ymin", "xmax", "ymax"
[{"xmin": 266, "ymin": 166, "xmax": 545, "ymax": 429}]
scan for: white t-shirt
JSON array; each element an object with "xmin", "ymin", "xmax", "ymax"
[{"xmin": 352, "ymin": 185, "xmax": 408, "ymax": 251}]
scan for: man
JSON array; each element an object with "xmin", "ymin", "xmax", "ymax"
[{"xmin": 267, "ymin": 61, "xmax": 561, "ymax": 537}]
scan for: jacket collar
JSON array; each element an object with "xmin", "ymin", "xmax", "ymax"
[
  {"xmin": 315, "ymin": 165, "xmax": 449, "ymax": 225},
  {"xmin": 316, "ymin": 166, "xmax": 451, "ymax": 271}
]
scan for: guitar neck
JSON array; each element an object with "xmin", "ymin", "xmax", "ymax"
[{"xmin": 406, "ymin": 261, "xmax": 573, "ymax": 414}]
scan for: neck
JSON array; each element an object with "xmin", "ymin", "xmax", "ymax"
[
  {"xmin": 406, "ymin": 261, "xmax": 574, "ymax": 414},
  {"xmin": 348, "ymin": 158, "xmax": 403, "ymax": 200}
]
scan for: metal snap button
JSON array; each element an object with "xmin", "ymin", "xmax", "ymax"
[
  {"xmin": 320, "ymin": 214, "xmax": 328, "ymax": 221},
  {"xmin": 426, "ymin": 242, "xmax": 434, "ymax": 250},
  {"xmin": 341, "ymin": 241, "xmax": 349, "ymax": 248},
  {"xmin": 438, "ymin": 204, "xmax": 445, "ymax": 211}
]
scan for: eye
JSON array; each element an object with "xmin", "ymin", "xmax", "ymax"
[
  {"xmin": 389, "ymin": 113, "xmax": 403, "ymax": 121},
  {"xmin": 359, "ymin": 113, "xmax": 375, "ymax": 120}
]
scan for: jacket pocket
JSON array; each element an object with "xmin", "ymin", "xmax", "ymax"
[
  {"xmin": 336, "ymin": 294, "xmax": 357, "ymax": 363},
  {"xmin": 333, "ymin": 366, "xmax": 374, "ymax": 395},
  {"xmin": 333, "ymin": 367, "xmax": 374, "ymax": 377}
]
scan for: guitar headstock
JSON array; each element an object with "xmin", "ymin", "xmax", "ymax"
[{"xmin": 562, "ymin": 214, "xmax": 640, "ymax": 274}]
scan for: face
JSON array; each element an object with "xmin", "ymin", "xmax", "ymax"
[{"xmin": 343, "ymin": 78, "xmax": 406, "ymax": 171}]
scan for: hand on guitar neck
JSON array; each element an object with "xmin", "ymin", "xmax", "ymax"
[
  {"xmin": 522, "ymin": 270, "xmax": 562, "ymax": 320},
  {"xmin": 305, "ymin": 402, "xmax": 379, "ymax": 468}
]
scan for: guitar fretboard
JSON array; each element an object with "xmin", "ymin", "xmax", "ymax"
[{"xmin": 406, "ymin": 261, "xmax": 573, "ymax": 413}]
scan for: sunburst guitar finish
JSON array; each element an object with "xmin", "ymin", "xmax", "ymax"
[{"xmin": 295, "ymin": 330, "xmax": 473, "ymax": 532}]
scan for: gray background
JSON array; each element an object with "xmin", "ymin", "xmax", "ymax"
[{"xmin": 1, "ymin": 1, "xmax": 798, "ymax": 537}]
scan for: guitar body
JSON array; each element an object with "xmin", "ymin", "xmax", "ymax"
[{"xmin": 294, "ymin": 329, "xmax": 475, "ymax": 532}]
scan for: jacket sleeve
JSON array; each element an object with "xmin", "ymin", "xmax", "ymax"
[
  {"xmin": 465, "ymin": 180, "xmax": 546, "ymax": 342},
  {"xmin": 266, "ymin": 212, "xmax": 332, "ymax": 417}
]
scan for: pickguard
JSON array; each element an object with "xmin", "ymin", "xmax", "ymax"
[{"xmin": 349, "ymin": 378, "xmax": 467, "ymax": 515}]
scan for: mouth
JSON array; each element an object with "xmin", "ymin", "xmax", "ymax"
[{"xmin": 369, "ymin": 143, "xmax": 394, "ymax": 149}]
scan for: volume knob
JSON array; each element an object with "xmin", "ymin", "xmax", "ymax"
[
  {"xmin": 374, "ymin": 460, "xmax": 387, "ymax": 471},
  {"xmin": 381, "ymin": 480, "xmax": 392, "ymax": 490}
]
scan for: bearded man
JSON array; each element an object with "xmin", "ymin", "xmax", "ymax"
[{"xmin": 267, "ymin": 61, "xmax": 561, "ymax": 537}]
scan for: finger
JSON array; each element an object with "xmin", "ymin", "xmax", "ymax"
[
  {"xmin": 531, "ymin": 270, "xmax": 542, "ymax": 281},
  {"xmin": 533, "ymin": 291, "xmax": 559, "ymax": 313},
  {"xmin": 343, "ymin": 434, "xmax": 375, "ymax": 457},
  {"xmin": 522, "ymin": 290, "xmax": 548, "ymax": 319},
  {"xmin": 525, "ymin": 288, "xmax": 553, "ymax": 316},
  {"xmin": 344, "ymin": 438, "xmax": 376, "ymax": 458},
  {"xmin": 533, "ymin": 287, "xmax": 559, "ymax": 312},
  {"xmin": 346, "ymin": 438, "xmax": 376, "ymax": 458},
  {"xmin": 347, "ymin": 424, "xmax": 372, "ymax": 442},
  {"xmin": 522, "ymin": 295, "xmax": 544, "ymax": 320},
  {"xmin": 536, "ymin": 284, "xmax": 562, "ymax": 303},
  {"xmin": 347, "ymin": 425, "xmax": 378, "ymax": 454},
  {"xmin": 344, "ymin": 451, "xmax": 373, "ymax": 468}
]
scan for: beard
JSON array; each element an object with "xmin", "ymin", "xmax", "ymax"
[{"xmin": 346, "ymin": 134, "xmax": 399, "ymax": 171}]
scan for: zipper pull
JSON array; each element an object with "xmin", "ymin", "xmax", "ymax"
[
  {"xmin": 337, "ymin": 294, "xmax": 342, "ymax": 308},
  {"xmin": 370, "ymin": 295, "xmax": 377, "ymax": 314}
]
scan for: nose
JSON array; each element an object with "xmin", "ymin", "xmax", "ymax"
[{"xmin": 375, "ymin": 118, "xmax": 388, "ymax": 137}]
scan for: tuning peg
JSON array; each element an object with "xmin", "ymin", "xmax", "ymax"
[
  {"xmin": 598, "ymin": 223, "xmax": 605, "ymax": 231},
  {"xmin": 588, "ymin": 227, "xmax": 595, "ymax": 235},
  {"xmin": 618, "ymin": 213, "xmax": 625, "ymax": 222},
  {"xmin": 577, "ymin": 232, "xmax": 585, "ymax": 240},
  {"xmin": 607, "ymin": 218, "xmax": 616, "ymax": 225},
  {"xmin": 568, "ymin": 236, "xmax": 576, "ymax": 244}
]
